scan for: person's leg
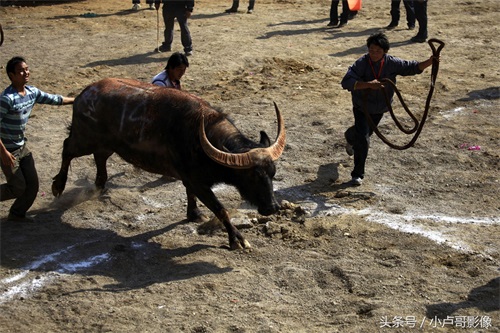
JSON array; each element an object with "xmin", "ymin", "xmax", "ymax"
[
  {"xmin": 1, "ymin": 146, "xmax": 39, "ymax": 218},
  {"xmin": 225, "ymin": 0, "xmax": 239, "ymax": 12},
  {"xmin": 176, "ymin": 8, "xmax": 193, "ymax": 54},
  {"xmin": 339, "ymin": 0, "xmax": 350, "ymax": 25},
  {"xmin": 248, "ymin": 0, "xmax": 255, "ymax": 10},
  {"xmin": 349, "ymin": 109, "xmax": 383, "ymax": 180},
  {"xmin": 161, "ymin": 5, "xmax": 175, "ymax": 51},
  {"xmin": 329, "ymin": 0, "xmax": 340, "ymax": 26},
  {"xmin": 412, "ymin": 0, "xmax": 427, "ymax": 41},
  {"xmin": 1, "ymin": 149, "xmax": 26, "ymax": 202},
  {"xmin": 388, "ymin": 0, "xmax": 401, "ymax": 27},
  {"xmin": 404, "ymin": 0, "xmax": 416, "ymax": 29}
]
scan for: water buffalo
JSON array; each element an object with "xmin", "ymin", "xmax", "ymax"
[{"xmin": 52, "ymin": 78, "xmax": 286, "ymax": 250}]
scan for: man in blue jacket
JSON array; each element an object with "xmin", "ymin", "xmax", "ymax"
[
  {"xmin": 155, "ymin": 0, "xmax": 194, "ymax": 56},
  {"xmin": 341, "ymin": 33, "xmax": 436, "ymax": 186}
]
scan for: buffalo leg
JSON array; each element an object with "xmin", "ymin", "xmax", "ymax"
[
  {"xmin": 185, "ymin": 184, "xmax": 250, "ymax": 250},
  {"xmin": 93, "ymin": 150, "xmax": 113, "ymax": 189},
  {"xmin": 52, "ymin": 134, "xmax": 100, "ymax": 197},
  {"xmin": 186, "ymin": 188, "xmax": 209, "ymax": 222},
  {"xmin": 52, "ymin": 138, "xmax": 75, "ymax": 197}
]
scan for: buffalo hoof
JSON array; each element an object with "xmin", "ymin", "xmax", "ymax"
[
  {"xmin": 230, "ymin": 238, "xmax": 252, "ymax": 250},
  {"xmin": 188, "ymin": 208, "xmax": 209, "ymax": 223},
  {"xmin": 51, "ymin": 174, "xmax": 67, "ymax": 197}
]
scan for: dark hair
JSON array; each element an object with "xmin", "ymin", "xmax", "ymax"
[
  {"xmin": 366, "ymin": 33, "xmax": 390, "ymax": 52},
  {"xmin": 165, "ymin": 52, "xmax": 189, "ymax": 70},
  {"xmin": 6, "ymin": 56, "xmax": 26, "ymax": 76}
]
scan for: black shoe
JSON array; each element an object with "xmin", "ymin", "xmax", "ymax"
[
  {"xmin": 408, "ymin": 24, "xmax": 415, "ymax": 30},
  {"xmin": 335, "ymin": 21, "xmax": 348, "ymax": 28},
  {"xmin": 155, "ymin": 44, "xmax": 171, "ymax": 52},
  {"xmin": 386, "ymin": 22, "xmax": 398, "ymax": 30},
  {"xmin": 327, "ymin": 21, "xmax": 338, "ymax": 27},
  {"xmin": 225, "ymin": 7, "xmax": 237, "ymax": 13},
  {"xmin": 410, "ymin": 35, "xmax": 427, "ymax": 43}
]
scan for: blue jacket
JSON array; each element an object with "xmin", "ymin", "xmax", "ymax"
[{"xmin": 341, "ymin": 54, "xmax": 422, "ymax": 114}]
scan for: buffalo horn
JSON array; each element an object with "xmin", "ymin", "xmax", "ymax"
[{"xmin": 200, "ymin": 102, "xmax": 286, "ymax": 169}]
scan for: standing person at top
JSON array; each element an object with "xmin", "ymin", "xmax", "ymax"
[
  {"xmin": 225, "ymin": 0, "xmax": 255, "ymax": 14},
  {"xmin": 386, "ymin": 0, "xmax": 415, "ymax": 30},
  {"xmin": 0, "ymin": 56, "xmax": 74, "ymax": 222},
  {"xmin": 154, "ymin": 0, "xmax": 194, "ymax": 56},
  {"xmin": 327, "ymin": 0, "xmax": 357, "ymax": 28},
  {"xmin": 411, "ymin": 0, "xmax": 428, "ymax": 43},
  {"xmin": 340, "ymin": 33, "xmax": 437, "ymax": 186},
  {"xmin": 151, "ymin": 52, "xmax": 189, "ymax": 89}
]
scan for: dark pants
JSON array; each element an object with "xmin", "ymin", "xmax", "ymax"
[
  {"xmin": 230, "ymin": 0, "xmax": 255, "ymax": 10},
  {"xmin": 414, "ymin": 0, "xmax": 428, "ymax": 38},
  {"xmin": 390, "ymin": 0, "xmax": 415, "ymax": 27},
  {"xmin": 1, "ymin": 145, "xmax": 39, "ymax": 217},
  {"xmin": 132, "ymin": 0, "xmax": 154, "ymax": 4},
  {"xmin": 162, "ymin": 5, "xmax": 193, "ymax": 53},
  {"xmin": 330, "ymin": 0, "xmax": 350, "ymax": 24},
  {"xmin": 345, "ymin": 108, "xmax": 384, "ymax": 179}
]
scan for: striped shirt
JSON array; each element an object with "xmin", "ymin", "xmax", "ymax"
[{"xmin": 0, "ymin": 85, "xmax": 63, "ymax": 151}]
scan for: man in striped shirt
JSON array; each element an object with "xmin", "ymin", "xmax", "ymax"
[{"xmin": 0, "ymin": 56, "xmax": 74, "ymax": 222}]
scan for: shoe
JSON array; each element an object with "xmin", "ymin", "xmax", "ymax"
[
  {"xmin": 225, "ymin": 7, "xmax": 237, "ymax": 13},
  {"xmin": 155, "ymin": 44, "xmax": 171, "ymax": 52},
  {"xmin": 247, "ymin": 9, "xmax": 253, "ymax": 14},
  {"xmin": 132, "ymin": 3, "xmax": 140, "ymax": 10},
  {"xmin": 7, "ymin": 214, "xmax": 35, "ymax": 223},
  {"xmin": 185, "ymin": 50, "xmax": 193, "ymax": 56},
  {"xmin": 327, "ymin": 21, "xmax": 338, "ymax": 27},
  {"xmin": 350, "ymin": 177, "xmax": 362, "ymax": 186},
  {"xmin": 345, "ymin": 142, "xmax": 354, "ymax": 156},
  {"xmin": 408, "ymin": 25, "xmax": 415, "ymax": 30},
  {"xmin": 386, "ymin": 22, "xmax": 398, "ymax": 30},
  {"xmin": 335, "ymin": 21, "xmax": 348, "ymax": 28},
  {"xmin": 149, "ymin": 4, "xmax": 154, "ymax": 10},
  {"xmin": 410, "ymin": 35, "xmax": 427, "ymax": 43}
]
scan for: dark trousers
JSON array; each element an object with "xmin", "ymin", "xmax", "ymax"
[
  {"xmin": 231, "ymin": 0, "xmax": 255, "ymax": 10},
  {"xmin": 345, "ymin": 108, "xmax": 384, "ymax": 179},
  {"xmin": 132, "ymin": 0, "xmax": 154, "ymax": 4},
  {"xmin": 330, "ymin": 0, "xmax": 350, "ymax": 24},
  {"xmin": 414, "ymin": 0, "xmax": 428, "ymax": 38},
  {"xmin": 162, "ymin": 5, "xmax": 193, "ymax": 53},
  {"xmin": 390, "ymin": 0, "xmax": 415, "ymax": 27},
  {"xmin": 1, "ymin": 145, "xmax": 39, "ymax": 217}
]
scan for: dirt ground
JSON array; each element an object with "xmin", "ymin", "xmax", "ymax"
[{"xmin": 0, "ymin": 0, "xmax": 499, "ymax": 332}]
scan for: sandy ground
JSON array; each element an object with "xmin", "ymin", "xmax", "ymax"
[{"xmin": 0, "ymin": 0, "xmax": 499, "ymax": 332}]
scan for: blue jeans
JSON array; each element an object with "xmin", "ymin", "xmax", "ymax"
[
  {"xmin": 390, "ymin": 0, "xmax": 415, "ymax": 27},
  {"xmin": 162, "ymin": 5, "xmax": 193, "ymax": 53}
]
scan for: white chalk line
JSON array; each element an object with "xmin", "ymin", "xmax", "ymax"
[{"xmin": 1, "ymin": 186, "xmax": 497, "ymax": 305}]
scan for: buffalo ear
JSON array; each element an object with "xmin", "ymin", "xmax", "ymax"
[{"xmin": 259, "ymin": 131, "xmax": 271, "ymax": 147}]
